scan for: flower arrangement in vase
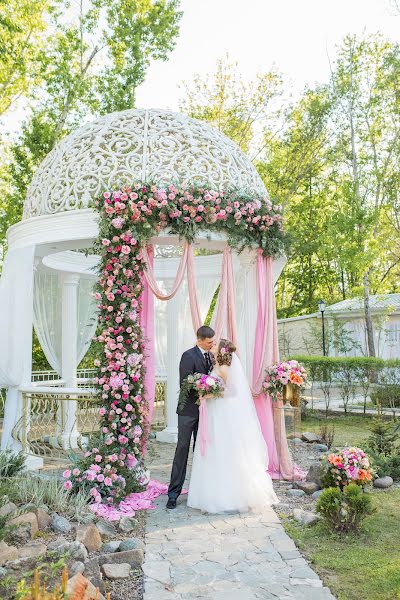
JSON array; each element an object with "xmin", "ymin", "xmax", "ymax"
[{"xmin": 263, "ymin": 360, "xmax": 307, "ymax": 405}]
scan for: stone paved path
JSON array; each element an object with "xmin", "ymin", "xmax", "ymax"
[{"xmin": 143, "ymin": 441, "xmax": 336, "ymax": 600}]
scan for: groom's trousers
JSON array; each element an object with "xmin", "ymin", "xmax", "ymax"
[{"xmin": 168, "ymin": 414, "xmax": 199, "ymax": 500}]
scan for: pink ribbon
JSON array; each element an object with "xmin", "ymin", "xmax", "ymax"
[{"xmin": 198, "ymin": 397, "xmax": 210, "ymax": 456}]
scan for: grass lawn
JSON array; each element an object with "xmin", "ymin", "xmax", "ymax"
[
  {"xmin": 283, "ymin": 489, "xmax": 400, "ymax": 600},
  {"xmin": 300, "ymin": 413, "xmax": 372, "ymax": 447}
]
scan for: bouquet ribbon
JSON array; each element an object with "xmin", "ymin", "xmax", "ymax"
[{"xmin": 199, "ymin": 397, "xmax": 210, "ymax": 456}]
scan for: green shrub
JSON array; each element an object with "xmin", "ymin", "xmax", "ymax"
[
  {"xmin": 316, "ymin": 483, "xmax": 375, "ymax": 532},
  {"xmin": 370, "ymin": 384, "xmax": 400, "ymax": 407},
  {"xmin": 0, "ymin": 449, "xmax": 25, "ymax": 477},
  {"xmin": 367, "ymin": 417, "xmax": 399, "ymax": 456},
  {"xmin": 369, "ymin": 452, "xmax": 400, "ymax": 480}
]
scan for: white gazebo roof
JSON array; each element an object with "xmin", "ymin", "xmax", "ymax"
[{"xmin": 23, "ymin": 108, "xmax": 267, "ymax": 220}]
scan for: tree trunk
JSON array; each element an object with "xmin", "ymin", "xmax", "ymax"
[{"xmin": 363, "ymin": 270, "xmax": 376, "ymax": 357}]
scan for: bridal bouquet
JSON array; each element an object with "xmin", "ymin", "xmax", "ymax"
[
  {"xmin": 178, "ymin": 373, "xmax": 225, "ymax": 410},
  {"xmin": 263, "ymin": 360, "xmax": 307, "ymax": 402}
]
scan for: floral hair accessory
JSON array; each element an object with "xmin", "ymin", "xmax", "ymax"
[{"xmin": 220, "ymin": 347, "xmax": 228, "ymax": 354}]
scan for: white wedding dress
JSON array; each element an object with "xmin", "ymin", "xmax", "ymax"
[{"xmin": 187, "ymin": 354, "xmax": 279, "ymax": 513}]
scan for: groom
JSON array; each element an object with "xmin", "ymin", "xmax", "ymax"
[{"xmin": 166, "ymin": 325, "xmax": 215, "ymax": 509}]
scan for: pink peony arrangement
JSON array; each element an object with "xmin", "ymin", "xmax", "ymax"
[
  {"xmin": 321, "ymin": 447, "xmax": 375, "ymax": 490},
  {"xmin": 263, "ymin": 360, "xmax": 308, "ymax": 402}
]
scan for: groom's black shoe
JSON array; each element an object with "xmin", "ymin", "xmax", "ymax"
[{"xmin": 166, "ymin": 498, "xmax": 176, "ymax": 509}]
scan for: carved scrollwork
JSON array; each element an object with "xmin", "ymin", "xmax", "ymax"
[{"xmin": 23, "ymin": 109, "xmax": 267, "ymax": 219}]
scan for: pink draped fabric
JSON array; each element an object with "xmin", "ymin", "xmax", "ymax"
[
  {"xmin": 139, "ymin": 245, "xmax": 156, "ymax": 454},
  {"xmin": 213, "ymin": 247, "xmax": 238, "ymax": 349},
  {"xmin": 142, "ymin": 242, "xmax": 189, "ymax": 300},
  {"xmin": 251, "ymin": 250, "xmax": 305, "ymax": 481},
  {"xmin": 198, "ymin": 398, "xmax": 210, "ymax": 456},
  {"xmin": 89, "ymin": 479, "xmax": 188, "ymax": 521},
  {"xmin": 187, "ymin": 244, "xmax": 202, "ymax": 332}
]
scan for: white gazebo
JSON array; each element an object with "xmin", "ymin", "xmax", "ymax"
[{"xmin": 0, "ymin": 108, "xmax": 286, "ymax": 468}]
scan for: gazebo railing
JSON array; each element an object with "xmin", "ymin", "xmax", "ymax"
[
  {"xmin": 10, "ymin": 375, "xmax": 167, "ymax": 464},
  {"xmin": 12, "ymin": 387, "xmax": 99, "ymax": 464}
]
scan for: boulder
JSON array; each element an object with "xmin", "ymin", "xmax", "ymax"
[
  {"xmin": 118, "ymin": 516, "xmax": 137, "ymax": 533},
  {"xmin": 301, "ymin": 432, "xmax": 321, "ymax": 443},
  {"xmin": 101, "ymin": 540, "xmax": 121, "ymax": 554},
  {"xmin": 51, "ymin": 514, "xmax": 72, "ymax": 534},
  {"xmin": 373, "ymin": 476, "xmax": 394, "ymax": 489},
  {"xmin": 98, "ymin": 548, "xmax": 144, "ymax": 566},
  {"xmin": 314, "ymin": 443, "xmax": 329, "ymax": 452},
  {"xmin": 312, "ymin": 489, "xmax": 324, "ymax": 501},
  {"xmin": 83, "ymin": 558, "xmax": 105, "ymax": 595},
  {"xmin": 293, "ymin": 509, "xmax": 321, "ymax": 526},
  {"xmin": 76, "ymin": 524, "xmax": 102, "ymax": 552},
  {"xmin": 287, "ymin": 488, "xmax": 306, "ymax": 498},
  {"xmin": 35, "ymin": 508, "xmax": 52, "ymax": 530},
  {"xmin": 101, "ymin": 562, "xmax": 131, "ymax": 580},
  {"xmin": 66, "ymin": 574, "xmax": 105, "ymax": 600},
  {"xmin": 287, "ymin": 432, "xmax": 303, "ymax": 440},
  {"xmin": 306, "ymin": 463, "xmax": 323, "ymax": 488},
  {"xmin": 0, "ymin": 541, "xmax": 18, "ymax": 566},
  {"xmin": 118, "ymin": 537, "xmax": 145, "ymax": 553},
  {"xmin": 0, "ymin": 502, "xmax": 17, "ymax": 518},
  {"xmin": 294, "ymin": 481, "xmax": 320, "ymax": 495},
  {"xmin": 47, "ymin": 536, "xmax": 68, "ymax": 551},
  {"xmin": 18, "ymin": 542, "xmax": 47, "ymax": 560},
  {"xmin": 95, "ymin": 520, "xmax": 118, "ymax": 537},
  {"xmin": 70, "ymin": 561, "xmax": 85, "ymax": 577},
  {"xmin": 8, "ymin": 512, "xmax": 38, "ymax": 539}
]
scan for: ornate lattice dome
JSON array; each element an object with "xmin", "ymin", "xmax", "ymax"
[{"xmin": 23, "ymin": 109, "xmax": 267, "ymax": 219}]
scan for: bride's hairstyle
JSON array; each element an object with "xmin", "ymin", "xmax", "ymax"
[{"xmin": 216, "ymin": 339, "xmax": 236, "ymax": 366}]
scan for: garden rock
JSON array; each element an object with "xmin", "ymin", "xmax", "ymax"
[
  {"xmin": 70, "ymin": 561, "xmax": 85, "ymax": 577},
  {"xmin": 52, "ymin": 514, "xmax": 72, "ymax": 533},
  {"xmin": 0, "ymin": 502, "xmax": 17, "ymax": 518},
  {"xmin": 96, "ymin": 520, "xmax": 118, "ymax": 537},
  {"xmin": 315, "ymin": 443, "xmax": 329, "ymax": 452},
  {"xmin": 8, "ymin": 512, "xmax": 38, "ymax": 540},
  {"xmin": 35, "ymin": 508, "xmax": 52, "ymax": 530},
  {"xmin": 98, "ymin": 548, "xmax": 144, "ymax": 566},
  {"xmin": 47, "ymin": 536, "xmax": 68, "ymax": 551},
  {"xmin": 101, "ymin": 540, "xmax": 121, "ymax": 553},
  {"xmin": 287, "ymin": 431, "xmax": 303, "ymax": 440},
  {"xmin": 84, "ymin": 558, "xmax": 105, "ymax": 595},
  {"xmin": 0, "ymin": 541, "xmax": 18, "ymax": 565},
  {"xmin": 292, "ymin": 438, "xmax": 303, "ymax": 444},
  {"xmin": 101, "ymin": 562, "xmax": 131, "ymax": 580},
  {"xmin": 312, "ymin": 489, "xmax": 324, "ymax": 501},
  {"xmin": 373, "ymin": 476, "xmax": 394, "ymax": 489},
  {"xmin": 76, "ymin": 524, "xmax": 102, "ymax": 552},
  {"xmin": 67, "ymin": 541, "xmax": 89, "ymax": 562},
  {"xmin": 118, "ymin": 516, "xmax": 137, "ymax": 533},
  {"xmin": 18, "ymin": 541, "xmax": 47, "ymax": 560},
  {"xmin": 287, "ymin": 489, "xmax": 306, "ymax": 498},
  {"xmin": 118, "ymin": 537, "xmax": 145, "ymax": 552},
  {"xmin": 294, "ymin": 481, "xmax": 320, "ymax": 495},
  {"xmin": 301, "ymin": 432, "xmax": 321, "ymax": 443},
  {"xmin": 306, "ymin": 463, "xmax": 323, "ymax": 488},
  {"xmin": 293, "ymin": 509, "xmax": 321, "ymax": 526},
  {"xmin": 66, "ymin": 574, "xmax": 106, "ymax": 600}
]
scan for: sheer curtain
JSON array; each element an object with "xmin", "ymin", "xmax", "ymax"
[
  {"xmin": 0, "ymin": 246, "xmax": 35, "ymax": 387},
  {"xmin": 154, "ymin": 254, "xmax": 222, "ymax": 377},
  {"xmin": 33, "ymin": 269, "xmax": 98, "ymax": 375}
]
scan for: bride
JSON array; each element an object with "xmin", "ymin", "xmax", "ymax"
[{"xmin": 187, "ymin": 339, "xmax": 279, "ymax": 513}]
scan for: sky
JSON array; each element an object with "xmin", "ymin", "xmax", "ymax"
[
  {"xmin": 135, "ymin": 0, "xmax": 400, "ymax": 110},
  {"xmin": 3, "ymin": 0, "xmax": 400, "ymax": 134}
]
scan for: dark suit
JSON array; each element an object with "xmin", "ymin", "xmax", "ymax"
[{"xmin": 168, "ymin": 346, "xmax": 211, "ymax": 501}]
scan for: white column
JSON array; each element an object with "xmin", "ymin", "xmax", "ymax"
[
  {"xmin": 156, "ymin": 293, "xmax": 179, "ymax": 444},
  {"xmin": 60, "ymin": 273, "xmax": 80, "ymax": 448}
]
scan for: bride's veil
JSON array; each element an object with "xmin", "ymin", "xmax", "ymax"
[{"xmin": 226, "ymin": 353, "xmax": 270, "ymax": 469}]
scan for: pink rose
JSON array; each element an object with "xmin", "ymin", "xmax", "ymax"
[
  {"xmin": 63, "ymin": 480, "xmax": 72, "ymax": 490},
  {"xmin": 63, "ymin": 469, "xmax": 71, "ymax": 479}
]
